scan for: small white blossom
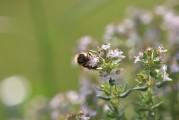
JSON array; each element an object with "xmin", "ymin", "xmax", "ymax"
[
  {"xmin": 81, "ymin": 115, "xmax": 90, "ymax": 120},
  {"xmin": 107, "ymin": 49, "xmax": 126, "ymax": 59},
  {"xmin": 161, "ymin": 64, "xmax": 172, "ymax": 81},
  {"xmin": 88, "ymin": 57, "xmax": 99, "ymax": 67},
  {"xmin": 158, "ymin": 46, "xmax": 167, "ymax": 53},
  {"xmin": 134, "ymin": 52, "xmax": 143, "ymax": 63},
  {"xmin": 101, "ymin": 43, "xmax": 111, "ymax": 50}
]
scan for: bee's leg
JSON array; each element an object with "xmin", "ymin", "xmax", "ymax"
[
  {"xmin": 87, "ymin": 52, "xmax": 93, "ymax": 58},
  {"xmin": 83, "ymin": 63, "xmax": 90, "ymax": 69}
]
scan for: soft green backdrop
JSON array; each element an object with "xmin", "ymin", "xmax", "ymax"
[{"xmin": 0, "ymin": 0, "xmax": 164, "ymax": 118}]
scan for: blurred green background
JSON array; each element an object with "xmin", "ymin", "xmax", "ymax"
[{"xmin": 0, "ymin": 0, "xmax": 164, "ymax": 119}]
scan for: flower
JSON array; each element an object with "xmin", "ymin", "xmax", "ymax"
[
  {"xmin": 101, "ymin": 72, "xmax": 111, "ymax": 82},
  {"xmin": 88, "ymin": 57, "xmax": 99, "ymax": 67},
  {"xmin": 160, "ymin": 64, "xmax": 172, "ymax": 81},
  {"xmin": 101, "ymin": 43, "xmax": 111, "ymax": 50},
  {"xmin": 134, "ymin": 52, "xmax": 143, "ymax": 63},
  {"xmin": 158, "ymin": 46, "xmax": 167, "ymax": 53},
  {"xmin": 107, "ymin": 49, "xmax": 126, "ymax": 59},
  {"xmin": 81, "ymin": 115, "xmax": 90, "ymax": 120}
]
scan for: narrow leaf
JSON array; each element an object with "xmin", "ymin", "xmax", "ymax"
[
  {"xmin": 133, "ymin": 84, "xmax": 148, "ymax": 91},
  {"xmin": 118, "ymin": 89, "xmax": 132, "ymax": 98},
  {"xmin": 151, "ymin": 101, "xmax": 163, "ymax": 109},
  {"xmin": 155, "ymin": 81, "xmax": 167, "ymax": 88},
  {"xmin": 121, "ymin": 83, "xmax": 128, "ymax": 92},
  {"xmin": 97, "ymin": 95, "xmax": 111, "ymax": 101}
]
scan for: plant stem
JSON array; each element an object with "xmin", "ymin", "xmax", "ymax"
[{"xmin": 111, "ymin": 85, "xmax": 119, "ymax": 105}]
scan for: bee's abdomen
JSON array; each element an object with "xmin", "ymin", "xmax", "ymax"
[{"xmin": 77, "ymin": 54, "xmax": 89, "ymax": 64}]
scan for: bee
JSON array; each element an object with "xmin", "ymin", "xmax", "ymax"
[{"xmin": 75, "ymin": 52, "xmax": 98, "ymax": 69}]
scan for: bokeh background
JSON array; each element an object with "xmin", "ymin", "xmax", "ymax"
[{"xmin": 0, "ymin": 0, "xmax": 166, "ymax": 119}]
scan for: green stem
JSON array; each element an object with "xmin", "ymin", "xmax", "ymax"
[
  {"xmin": 147, "ymin": 75, "xmax": 155, "ymax": 120},
  {"xmin": 112, "ymin": 85, "xmax": 119, "ymax": 105}
]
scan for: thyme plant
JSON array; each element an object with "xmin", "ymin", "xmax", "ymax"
[
  {"xmin": 133, "ymin": 46, "xmax": 172, "ymax": 119},
  {"xmin": 92, "ymin": 43, "xmax": 128, "ymax": 119}
]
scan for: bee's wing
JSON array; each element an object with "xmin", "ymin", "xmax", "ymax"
[{"xmin": 74, "ymin": 54, "xmax": 79, "ymax": 64}]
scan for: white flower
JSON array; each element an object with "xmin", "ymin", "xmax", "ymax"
[
  {"xmin": 107, "ymin": 49, "xmax": 126, "ymax": 59},
  {"xmin": 88, "ymin": 57, "xmax": 99, "ymax": 67},
  {"xmin": 81, "ymin": 115, "xmax": 90, "ymax": 120},
  {"xmin": 158, "ymin": 46, "xmax": 167, "ymax": 53},
  {"xmin": 161, "ymin": 64, "xmax": 172, "ymax": 81},
  {"xmin": 101, "ymin": 43, "xmax": 111, "ymax": 50},
  {"xmin": 134, "ymin": 52, "xmax": 143, "ymax": 63}
]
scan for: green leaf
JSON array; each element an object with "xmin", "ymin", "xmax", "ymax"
[
  {"xmin": 148, "ymin": 109, "xmax": 155, "ymax": 117},
  {"xmin": 118, "ymin": 89, "xmax": 132, "ymax": 98},
  {"xmin": 107, "ymin": 110, "xmax": 116, "ymax": 118},
  {"xmin": 93, "ymin": 85, "xmax": 105, "ymax": 91},
  {"xmin": 151, "ymin": 101, "xmax": 163, "ymax": 109},
  {"xmin": 121, "ymin": 83, "xmax": 128, "ymax": 92},
  {"xmin": 103, "ymin": 82, "xmax": 110, "ymax": 90},
  {"xmin": 116, "ymin": 86, "xmax": 122, "ymax": 94},
  {"xmin": 150, "ymin": 69, "xmax": 158, "ymax": 79},
  {"xmin": 109, "ymin": 79, "xmax": 116, "ymax": 86},
  {"xmin": 133, "ymin": 84, "xmax": 148, "ymax": 91},
  {"xmin": 97, "ymin": 95, "xmax": 111, "ymax": 101},
  {"xmin": 107, "ymin": 102, "xmax": 118, "ymax": 113},
  {"xmin": 155, "ymin": 81, "xmax": 167, "ymax": 88}
]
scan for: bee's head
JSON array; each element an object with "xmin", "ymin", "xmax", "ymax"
[{"xmin": 77, "ymin": 53, "xmax": 89, "ymax": 64}]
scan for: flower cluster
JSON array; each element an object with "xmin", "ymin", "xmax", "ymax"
[
  {"xmin": 97, "ymin": 43, "xmax": 126, "ymax": 83},
  {"xmin": 135, "ymin": 46, "xmax": 172, "ymax": 83},
  {"xmin": 134, "ymin": 46, "xmax": 172, "ymax": 119},
  {"xmin": 86, "ymin": 44, "xmax": 132, "ymax": 119},
  {"xmin": 49, "ymin": 91, "xmax": 81, "ymax": 120}
]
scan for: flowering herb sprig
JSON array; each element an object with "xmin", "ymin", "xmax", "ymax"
[
  {"xmin": 83, "ymin": 43, "xmax": 133, "ymax": 119},
  {"xmin": 134, "ymin": 46, "xmax": 172, "ymax": 119}
]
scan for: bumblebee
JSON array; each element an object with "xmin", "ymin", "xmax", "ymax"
[{"xmin": 75, "ymin": 52, "xmax": 97, "ymax": 69}]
